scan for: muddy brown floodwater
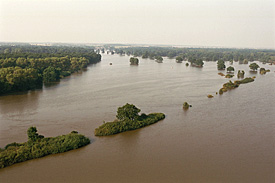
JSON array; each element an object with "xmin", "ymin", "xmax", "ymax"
[{"xmin": 0, "ymin": 54, "xmax": 274, "ymax": 183}]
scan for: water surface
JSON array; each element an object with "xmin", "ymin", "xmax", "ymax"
[{"xmin": 0, "ymin": 54, "xmax": 274, "ymax": 183}]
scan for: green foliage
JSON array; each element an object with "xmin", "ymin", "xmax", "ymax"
[
  {"xmin": 130, "ymin": 57, "xmax": 139, "ymax": 65},
  {"xmin": 0, "ymin": 127, "xmax": 90, "ymax": 169},
  {"xmin": 227, "ymin": 66, "xmax": 234, "ymax": 72},
  {"xmin": 217, "ymin": 59, "xmax": 226, "ymax": 70},
  {"xmin": 237, "ymin": 70, "xmax": 245, "ymax": 78},
  {"xmin": 259, "ymin": 68, "xmax": 270, "ymax": 75},
  {"xmin": 113, "ymin": 46, "xmax": 275, "ymax": 64},
  {"xmin": 116, "ymin": 103, "xmax": 141, "ymax": 121},
  {"xmin": 176, "ymin": 56, "xmax": 183, "ymax": 63},
  {"xmin": 189, "ymin": 58, "xmax": 204, "ymax": 67},
  {"xmin": 95, "ymin": 113, "xmax": 165, "ymax": 136},
  {"xmin": 0, "ymin": 45, "xmax": 101, "ymax": 95},
  {"xmin": 0, "ymin": 67, "xmax": 40, "ymax": 94},
  {"xmin": 225, "ymin": 74, "xmax": 234, "ymax": 78},
  {"xmin": 27, "ymin": 126, "xmax": 44, "ymax": 141},
  {"xmin": 183, "ymin": 102, "xmax": 190, "ymax": 109},
  {"xmin": 155, "ymin": 56, "xmax": 163, "ymax": 63},
  {"xmin": 249, "ymin": 63, "xmax": 259, "ymax": 71},
  {"xmin": 207, "ymin": 95, "xmax": 213, "ymax": 98},
  {"xmin": 43, "ymin": 66, "xmax": 60, "ymax": 83},
  {"xmin": 260, "ymin": 68, "xmax": 266, "ymax": 74},
  {"xmin": 234, "ymin": 77, "xmax": 254, "ymax": 84},
  {"xmin": 5, "ymin": 142, "xmax": 22, "ymax": 150},
  {"xmin": 223, "ymin": 80, "xmax": 239, "ymax": 89}
]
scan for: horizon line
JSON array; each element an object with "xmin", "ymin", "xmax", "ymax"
[{"xmin": 0, "ymin": 41, "xmax": 274, "ymax": 50}]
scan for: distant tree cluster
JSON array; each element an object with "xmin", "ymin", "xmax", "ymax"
[{"xmin": 113, "ymin": 46, "xmax": 275, "ymax": 63}]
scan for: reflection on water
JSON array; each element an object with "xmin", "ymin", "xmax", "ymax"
[{"xmin": 0, "ymin": 54, "xmax": 274, "ymax": 183}]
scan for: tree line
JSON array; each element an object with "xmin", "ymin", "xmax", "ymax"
[
  {"xmin": 113, "ymin": 47, "xmax": 275, "ymax": 63},
  {"xmin": 0, "ymin": 45, "xmax": 101, "ymax": 95}
]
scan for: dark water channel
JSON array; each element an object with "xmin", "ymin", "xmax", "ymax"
[{"xmin": 0, "ymin": 54, "xmax": 274, "ymax": 183}]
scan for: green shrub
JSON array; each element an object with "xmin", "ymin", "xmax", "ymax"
[
  {"xmin": 225, "ymin": 74, "xmax": 234, "ymax": 78},
  {"xmin": 183, "ymin": 102, "xmax": 190, "ymax": 109}
]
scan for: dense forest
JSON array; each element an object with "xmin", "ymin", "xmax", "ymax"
[
  {"xmin": 0, "ymin": 45, "xmax": 101, "ymax": 95},
  {"xmin": 113, "ymin": 47, "xmax": 275, "ymax": 63}
]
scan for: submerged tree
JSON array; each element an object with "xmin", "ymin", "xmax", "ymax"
[
  {"xmin": 227, "ymin": 66, "xmax": 234, "ymax": 72},
  {"xmin": 183, "ymin": 102, "xmax": 190, "ymax": 110},
  {"xmin": 176, "ymin": 56, "xmax": 183, "ymax": 63},
  {"xmin": 249, "ymin": 63, "xmax": 259, "ymax": 71},
  {"xmin": 130, "ymin": 57, "xmax": 139, "ymax": 65},
  {"xmin": 155, "ymin": 56, "xmax": 163, "ymax": 63},
  {"xmin": 217, "ymin": 59, "xmax": 226, "ymax": 70},
  {"xmin": 237, "ymin": 70, "xmax": 245, "ymax": 78}
]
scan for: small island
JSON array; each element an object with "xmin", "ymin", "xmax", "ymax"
[
  {"xmin": 259, "ymin": 68, "xmax": 270, "ymax": 74},
  {"xmin": 225, "ymin": 74, "xmax": 234, "ymax": 78},
  {"xmin": 94, "ymin": 103, "xmax": 165, "ymax": 136},
  {"xmin": 218, "ymin": 72, "xmax": 225, "ymax": 76},
  {"xmin": 0, "ymin": 127, "xmax": 90, "ymax": 169},
  {"xmin": 219, "ymin": 77, "xmax": 255, "ymax": 94},
  {"xmin": 130, "ymin": 57, "xmax": 139, "ymax": 65},
  {"xmin": 183, "ymin": 102, "xmax": 191, "ymax": 109},
  {"xmin": 207, "ymin": 94, "xmax": 214, "ymax": 98}
]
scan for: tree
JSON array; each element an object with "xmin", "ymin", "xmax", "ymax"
[
  {"xmin": 116, "ymin": 103, "xmax": 141, "ymax": 121},
  {"xmin": 176, "ymin": 56, "xmax": 183, "ymax": 63},
  {"xmin": 243, "ymin": 59, "xmax": 248, "ymax": 64},
  {"xmin": 194, "ymin": 59, "xmax": 204, "ymax": 67},
  {"xmin": 217, "ymin": 59, "xmax": 226, "ymax": 70},
  {"xmin": 237, "ymin": 70, "xmax": 245, "ymax": 78},
  {"xmin": 43, "ymin": 66, "xmax": 59, "ymax": 83},
  {"xmin": 130, "ymin": 57, "xmax": 139, "ymax": 65},
  {"xmin": 249, "ymin": 63, "xmax": 259, "ymax": 71},
  {"xmin": 183, "ymin": 102, "xmax": 190, "ymax": 110},
  {"xmin": 227, "ymin": 66, "xmax": 234, "ymax": 72},
  {"xmin": 27, "ymin": 127, "xmax": 44, "ymax": 141},
  {"xmin": 155, "ymin": 56, "xmax": 163, "ymax": 63}
]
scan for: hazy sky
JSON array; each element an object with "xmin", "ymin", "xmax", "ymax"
[{"xmin": 0, "ymin": 0, "xmax": 274, "ymax": 48}]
